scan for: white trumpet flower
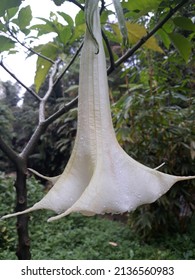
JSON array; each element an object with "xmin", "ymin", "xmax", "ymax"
[{"xmin": 2, "ymin": 0, "xmax": 195, "ymax": 222}]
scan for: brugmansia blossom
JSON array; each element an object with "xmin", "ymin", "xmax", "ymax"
[{"xmin": 1, "ymin": 0, "xmax": 195, "ymax": 222}]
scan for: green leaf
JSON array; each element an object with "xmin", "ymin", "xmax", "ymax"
[
  {"xmin": 31, "ymin": 23, "xmax": 55, "ymax": 36},
  {"xmin": 112, "ymin": 0, "xmax": 128, "ymax": 46},
  {"xmin": 75, "ymin": 10, "xmax": 85, "ymax": 26},
  {"xmin": 157, "ymin": 29, "xmax": 171, "ymax": 49},
  {"xmin": 6, "ymin": 6, "xmax": 19, "ymax": 20},
  {"xmin": 104, "ymin": 29, "xmax": 121, "ymax": 44},
  {"xmin": 0, "ymin": 21, "xmax": 5, "ymax": 32},
  {"xmin": 57, "ymin": 12, "xmax": 74, "ymax": 28},
  {"xmin": 122, "ymin": 0, "xmax": 161, "ymax": 15},
  {"xmin": 52, "ymin": 0, "xmax": 65, "ymax": 6},
  {"xmin": 58, "ymin": 25, "xmax": 72, "ymax": 45},
  {"xmin": 0, "ymin": 36, "xmax": 15, "ymax": 52},
  {"xmin": 70, "ymin": 23, "xmax": 86, "ymax": 43},
  {"xmin": 101, "ymin": 9, "xmax": 114, "ymax": 25},
  {"xmin": 112, "ymin": 23, "xmax": 163, "ymax": 53},
  {"xmin": 34, "ymin": 43, "xmax": 58, "ymax": 92},
  {"xmin": 18, "ymin": 5, "xmax": 32, "ymax": 30},
  {"xmin": 168, "ymin": 33, "xmax": 192, "ymax": 62},
  {"xmin": 173, "ymin": 17, "xmax": 195, "ymax": 32},
  {"xmin": 0, "ymin": 0, "xmax": 21, "ymax": 17}
]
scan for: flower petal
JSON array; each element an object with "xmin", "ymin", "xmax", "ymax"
[{"xmin": 47, "ymin": 143, "xmax": 195, "ymax": 222}]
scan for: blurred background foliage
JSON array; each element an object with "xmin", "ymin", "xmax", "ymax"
[{"xmin": 0, "ymin": 0, "xmax": 195, "ymax": 254}]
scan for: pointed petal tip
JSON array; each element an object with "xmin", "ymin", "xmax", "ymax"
[
  {"xmin": 28, "ymin": 168, "xmax": 60, "ymax": 184},
  {"xmin": 0, "ymin": 205, "xmax": 40, "ymax": 220},
  {"xmin": 47, "ymin": 215, "xmax": 61, "ymax": 222},
  {"xmin": 0, "ymin": 212, "xmax": 20, "ymax": 220},
  {"xmin": 1, "ymin": 212, "xmax": 23, "ymax": 220},
  {"xmin": 175, "ymin": 175, "xmax": 195, "ymax": 182},
  {"xmin": 47, "ymin": 211, "xmax": 69, "ymax": 222}
]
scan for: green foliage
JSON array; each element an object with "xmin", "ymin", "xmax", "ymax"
[
  {"xmin": 0, "ymin": 104, "xmax": 14, "ymax": 143},
  {"xmin": 0, "ymin": 175, "xmax": 195, "ymax": 260},
  {"xmin": 109, "ymin": 22, "xmax": 163, "ymax": 53},
  {"xmin": 29, "ymin": 9, "xmax": 85, "ymax": 91},
  {"xmin": 0, "ymin": 81, "xmax": 21, "ymax": 171},
  {"xmin": 110, "ymin": 0, "xmax": 129, "ymax": 46},
  {"xmin": 2, "ymin": 81, "xmax": 20, "ymax": 107},
  {"xmin": 6, "ymin": 6, "xmax": 19, "ymax": 20},
  {"xmin": 173, "ymin": 16, "xmax": 195, "ymax": 32},
  {"xmin": 57, "ymin": 12, "xmax": 74, "ymax": 28},
  {"xmin": 0, "ymin": 0, "xmax": 21, "ymax": 17},
  {"xmin": 51, "ymin": 0, "xmax": 65, "ymax": 6},
  {"xmin": 28, "ymin": 107, "xmax": 77, "ymax": 176},
  {"xmin": 122, "ymin": 0, "xmax": 161, "ymax": 15},
  {"xmin": 0, "ymin": 173, "xmax": 16, "ymax": 252},
  {"xmin": 168, "ymin": 33, "xmax": 192, "ymax": 62},
  {"xmin": 34, "ymin": 43, "xmax": 58, "ymax": 92},
  {"xmin": 0, "ymin": 36, "xmax": 15, "ymax": 52},
  {"xmin": 110, "ymin": 44, "xmax": 195, "ymax": 239},
  {"xmin": 17, "ymin": 5, "xmax": 32, "ymax": 30},
  {"xmin": 1, "ymin": 0, "xmax": 194, "ymax": 91}
]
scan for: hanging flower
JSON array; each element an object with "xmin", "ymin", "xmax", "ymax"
[{"xmin": 2, "ymin": 0, "xmax": 195, "ymax": 222}]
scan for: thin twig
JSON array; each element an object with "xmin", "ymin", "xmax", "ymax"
[
  {"xmin": 54, "ymin": 42, "xmax": 83, "ymax": 88},
  {"xmin": 0, "ymin": 136, "xmax": 18, "ymax": 164},
  {"xmin": 21, "ymin": 61, "xmax": 59, "ymax": 158},
  {"xmin": 102, "ymin": 30, "xmax": 115, "ymax": 72},
  {"xmin": 39, "ymin": 60, "xmax": 59, "ymax": 122},
  {"xmin": 100, "ymin": 0, "xmax": 106, "ymax": 14},
  {"xmin": 8, "ymin": 28, "xmax": 55, "ymax": 64},
  {"xmin": 0, "ymin": 60, "xmax": 41, "ymax": 102},
  {"xmin": 20, "ymin": 98, "xmax": 78, "ymax": 159},
  {"xmin": 43, "ymin": 60, "xmax": 59, "ymax": 102},
  {"xmin": 68, "ymin": 0, "xmax": 84, "ymax": 10},
  {"xmin": 20, "ymin": 123, "xmax": 46, "ymax": 159},
  {"xmin": 44, "ymin": 97, "xmax": 78, "ymax": 126}
]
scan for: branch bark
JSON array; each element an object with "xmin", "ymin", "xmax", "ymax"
[
  {"xmin": 44, "ymin": 96, "xmax": 78, "ymax": 126},
  {"xmin": 8, "ymin": 27, "xmax": 55, "ymax": 64},
  {"xmin": 0, "ymin": 60, "xmax": 41, "ymax": 102},
  {"xmin": 15, "ymin": 169, "xmax": 31, "ymax": 260},
  {"xmin": 68, "ymin": 0, "xmax": 84, "ymax": 10},
  {"xmin": 54, "ymin": 43, "xmax": 83, "ymax": 88},
  {"xmin": 0, "ymin": 136, "xmax": 25, "ymax": 171}
]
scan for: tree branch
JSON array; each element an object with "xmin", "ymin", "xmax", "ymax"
[
  {"xmin": 8, "ymin": 28, "xmax": 55, "ymax": 64},
  {"xmin": 54, "ymin": 42, "xmax": 83, "ymax": 88},
  {"xmin": 20, "ymin": 61, "xmax": 59, "ymax": 158},
  {"xmin": 102, "ymin": 30, "xmax": 115, "ymax": 72},
  {"xmin": 43, "ymin": 60, "xmax": 59, "ymax": 102},
  {"xmin": 20, "ymin": 97, "xmax": 78, "ymax": 159},
  {"xmin": 44, "ymin": 96, "xmax": 78, "ymax": 126},
  {"xmin": 39, "ymin": 60, "xmax": 59, "ymax": 122},
  {"xmin": 0, "ymin": 60, "xmax": 41, "ymax": 102},
  {"xmin": 68, "ymin": 0, "xmax": 84, "ymax": 11},
  {"xmin": 0, "ymin": 136, "xmax": 23, "ymax": 169},
  {"xmin": 20, "ymin": 123, "xmax": 46, "ymax": 159},
  {"xmin": 107, "ymin": 0, "xmax": 190, "ymax": 74}
]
